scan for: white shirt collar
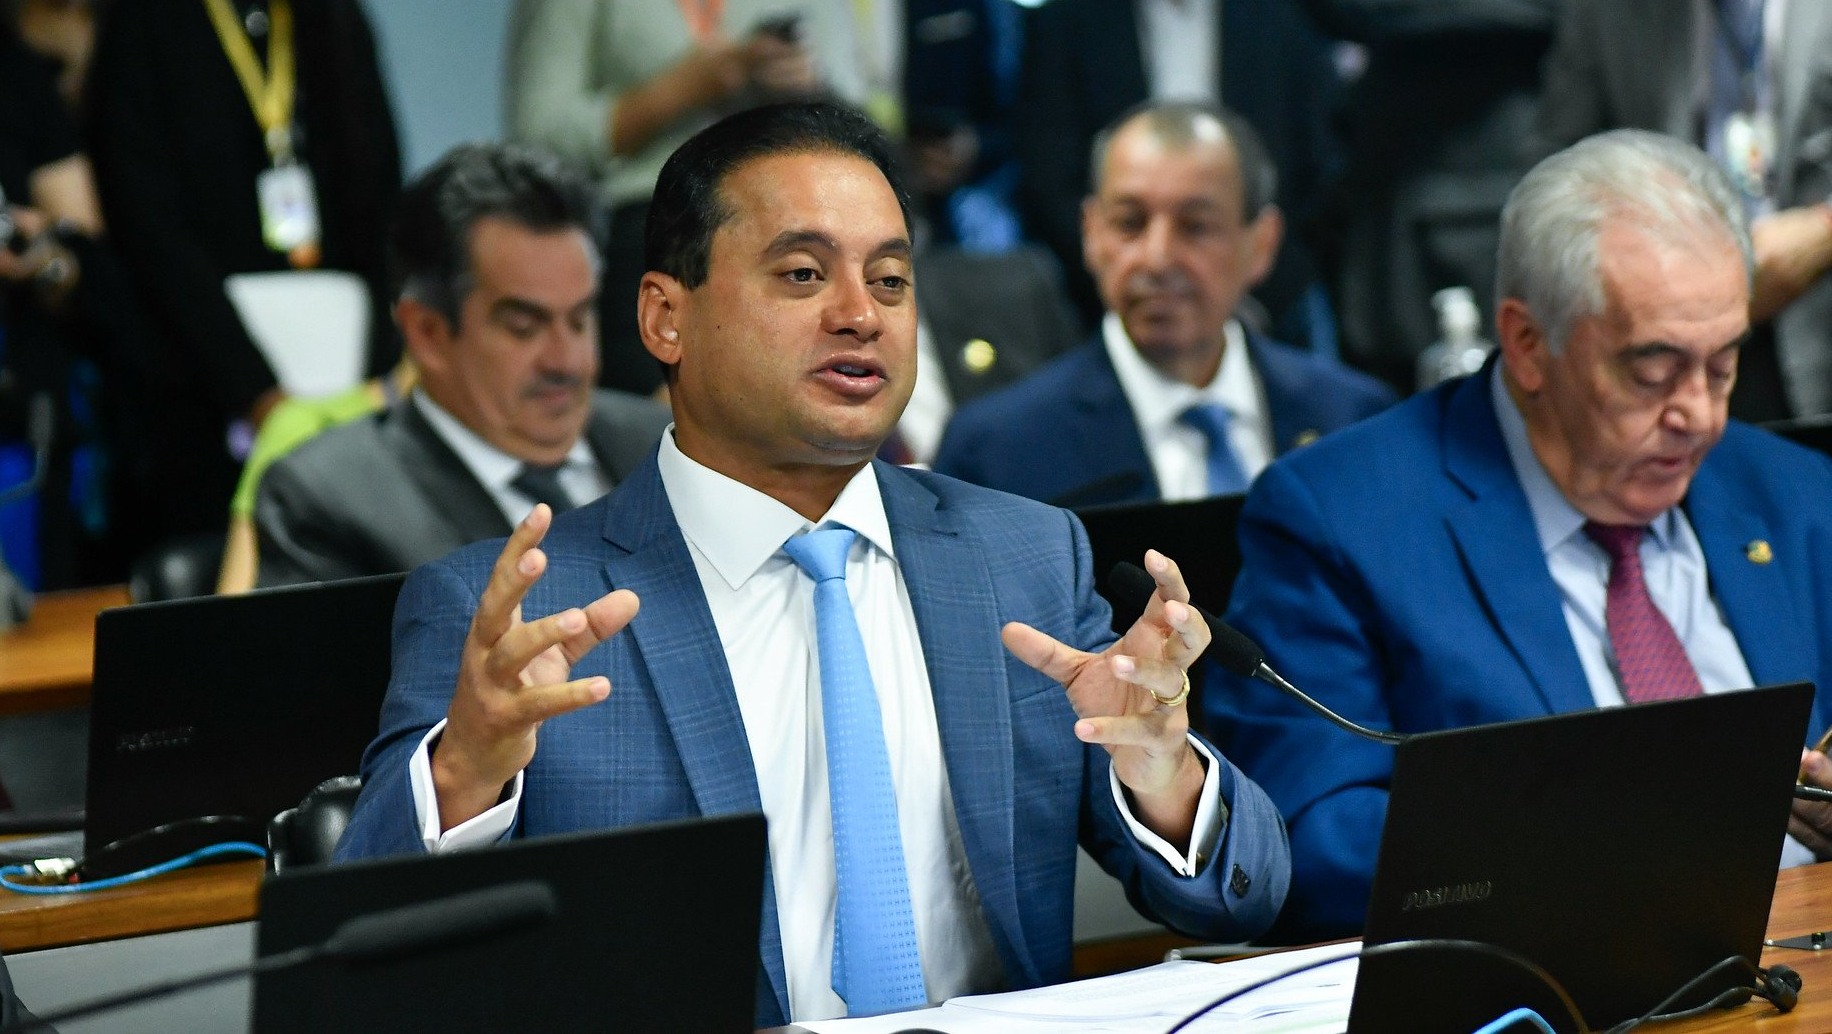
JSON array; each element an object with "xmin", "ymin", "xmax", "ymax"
[
  {"xmin": 1101, "ymin": 312, "xmax": 1262, "ymax": 435},
  {"xmin": 411, "ymin": 389, "xmax": 596, "ymax": 494},
  {"xmin": 656, "ymin": 428, "xmax": 897, "ymax": 592}
]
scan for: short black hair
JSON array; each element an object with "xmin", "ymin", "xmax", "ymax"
[
  {"xmin": 645, "ymin": 101, "xmax": 911, "ymax": 289},
  {"xmin": 1089, "ymin": 101, "xmax": 1279, "ymax": 221},
  {"xmin": 390, "ymin": 141, "xmax": 601, "ymax": 326}
]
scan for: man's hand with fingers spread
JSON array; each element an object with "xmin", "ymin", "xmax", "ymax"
[
  {"xmin": 431, "ymin": 504, "xmax": 640, "ymax": 831},
  {"xmin": 1001, "ymin": 548, "xmax": 1209, "ymax": 847}
]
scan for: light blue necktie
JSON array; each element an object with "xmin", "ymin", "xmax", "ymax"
[
  {"xmin": 1179, "ymin": 402, "xmax": 1251, "ymax": 496},
  {"xmin": 781, "ymin": 526, "xmax": 927, "ymax": 1016}
]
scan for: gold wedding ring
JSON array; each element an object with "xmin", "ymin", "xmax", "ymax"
[{"xmin": 1150, "ymin": 670, "xmax": 1192, "ymax": 708}]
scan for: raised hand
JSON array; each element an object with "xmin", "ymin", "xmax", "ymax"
[
  {"xmin": 430, "ymin": 505, "xmax": 639, "ymax": 830},
  {"xmin": 1002, "ymin": 549, "xmax": 1209, "ymax": 844}
]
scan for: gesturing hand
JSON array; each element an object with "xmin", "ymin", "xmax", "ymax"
[
  {"xmin": 1002, "ymin": 549, "xmax": 1209, "ymax": 845},
  {"xmin": 430, "ymin": 505, "xmax": 639, "ymax": 831}
]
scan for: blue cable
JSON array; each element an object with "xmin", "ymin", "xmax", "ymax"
[
  {"xmin": 1473, "ymin": 1007, "xmax": 1558, "ymax": 1034},
  {"xmin": 0, "ymin": 841, "xmax": 266, "ymax": 895}
]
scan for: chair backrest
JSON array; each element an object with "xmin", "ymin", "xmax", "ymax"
[
  {"xmin": 267, "ymin": 775, "xmax": 364, "ymax": 874},
  {"xmin": 128, "ymin": 532, "xmax": 227, "ymax": 603},
  {"xmin": 1762, "ymin": 415, "xmax": 1832, "ymax": 459}
]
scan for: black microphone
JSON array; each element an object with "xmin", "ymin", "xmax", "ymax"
[
  {"xmin": 320, "ymin": 879, "xmax": 557, "ymax": 966},
  {"xmin": 1106, "ymin": 562, "xmax": 1408, "ymax": 745},
  {"xmin": 3, "ymin": 880, "xmax": 557, "ymax": 1032}
]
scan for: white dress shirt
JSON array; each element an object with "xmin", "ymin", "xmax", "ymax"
[
  {"xmin": 1489, "ymin": 366, "xmax": 1814, "ymax": 866},
  {"xmin": 406, "ymin": 429, "xmax": 1226, "ymax": 1019},
  {"xmin": 411, "ymin": 390, "xmax": 609, "ymax": 523},
  {"xmin": 1104, "ymin": 314, "xmax": 1272, "ymax": 500},
  {"xmin": 1137, "ymin": 0, "xmax": 1219, "ymax": 103}
]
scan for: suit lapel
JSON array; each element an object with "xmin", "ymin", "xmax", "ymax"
[
  {"xmin": 389, "ymin": 401, "xmax": 513, "ymax": 542},
  {"xmin": 1440, "ymin": 371, "xmax": 1594, "ymax": 715},
  {"xmin": 1685, "ymin": 461, "xmax": 1805, "ymax": 686},
  {"xmin": 1065, "ymin": 342, "xmax": 1159, "ymax": 502},
  {"xmin": 877, "ymin": 464, "xmax": 1035, "ymax": 982},
  {"xmin": 1245, "ymin": 330, "xmax": 1316, "ymax": 454},
  {"xmin": 596, "ymin": 455, "xmax": 787, "ymax": 1020}
]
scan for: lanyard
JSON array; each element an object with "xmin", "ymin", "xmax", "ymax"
[
  {"xmin": 674, "ymin": 0, "xmax": 726, "ymax": 43},
  {"xmin": 202, "ymin": 0, "xmax": 297, "ymax": 162}
]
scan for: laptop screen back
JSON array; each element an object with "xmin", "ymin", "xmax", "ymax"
[
  {"xmin": 254, "ymin": 814, "xmax": 767, "ymax": 1033},
  {"xmin": 84, "ymin": 574, "xmax": 403, "ymax": 876},
  {"xmin": 1350, "ymin": 683, "xmax": 1814, "ymax": 1033}
]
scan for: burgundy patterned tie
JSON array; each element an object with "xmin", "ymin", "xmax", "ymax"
[{"xmin": 1583, "ymin": 522, "xmax": 1705, "ymax": 702}]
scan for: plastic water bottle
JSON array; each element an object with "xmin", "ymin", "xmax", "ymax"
[{"xmin": 1416, "ymin": 286, "xmax": 1493, "ymax": 390}]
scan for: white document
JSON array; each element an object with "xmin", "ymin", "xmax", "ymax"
[
  {"xmin": 798, "ymin": 943, "xmax": 1361, "ymax": 1034},
  {"xmin": 224, "ymin": 269, "xmax": 370, "ymax": 398}
]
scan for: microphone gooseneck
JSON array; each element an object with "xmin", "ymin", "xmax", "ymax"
[
  {"xmin": 3, "ymin": 881, "xmax": 558, "ymax": 1033},
  {"xmin": 1106, "ymin": 562, "xmax": 1407, "ymax": 745}
]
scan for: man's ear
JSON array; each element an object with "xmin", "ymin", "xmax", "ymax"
[
  {"xmin": 395, "ymin": 297, "xmax": 454, "ymax": 376},
  {"xmin": 1243, "ymin": 204, "xmax": 1284, "ymax": 288},
  {"xmin": 638, "ymin": 271, "xmax": 688, "ymax": 369},
  {"xmin": 1496, "ymin": 297, "xmax": 1548, "ymax": 393}
]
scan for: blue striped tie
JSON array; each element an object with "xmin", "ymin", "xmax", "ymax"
[
  {"xmin": 781, "ymin": 527, "xmax": 927, "ymax": 1016},
  {"xmin": 1179, "ymin": 402, "xmax": 1251, "ymax": 495}
]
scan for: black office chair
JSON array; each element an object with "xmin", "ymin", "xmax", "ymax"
[
  {"xmin": 128, "ymin": 532, "xmax": 227, "ymax": 603},
  {"xmin": 266, "ymin": 775, "xmax": 363, "ymax": 874}
]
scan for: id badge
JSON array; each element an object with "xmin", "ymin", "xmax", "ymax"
[
  {"xmin": 257, "ymin": 162, "xmax": 321, "ymax": 259},
  {"xmin": 1723, "ymin": 110, "xmax": 1776, "ymax": 201}
]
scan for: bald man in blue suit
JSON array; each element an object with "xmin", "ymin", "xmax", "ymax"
[
  {"xmin": 1206, "ymin": 131, "xmax": 1832, "ymax": 944},
  {"xmin": 337, "ymin": 103, "xmax": 1288, "ymax": 1027},
  {"xmin": 935, "ymin": 102, "xmax": 1392, "ymax": 509}
]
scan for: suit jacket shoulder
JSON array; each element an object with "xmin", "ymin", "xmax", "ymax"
[
  {"xmin": 1245, "ymin": 328, "xmax": 1397, "ymax": 452},
  {"xmin": 932, "ymin": 340, "xmax": 1157, "ymax": 506}
]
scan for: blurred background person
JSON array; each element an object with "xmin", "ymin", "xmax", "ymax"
[
  {"xmin": 1, "ymin": 1, "xmax": 148, "ymax": 589},
  {"xmin": 1013, "ymin": 0, "xmax": 1346, "ymax": 357},
  {"xmin": 1537, "ymin": 0, "xmax": 1832, "ymax": 423},
  {"xmin": 86, "ymin": 0, "xmax": 403, "ymax": 551},
  {"xmin": 505, "ymin": 0, "xmax": 866, "ymax": 399}
]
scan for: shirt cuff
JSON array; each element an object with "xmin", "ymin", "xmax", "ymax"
[
  {"xmin": 408, "ymin": 718, "xmax": 522, "ymax": 853},
  {"xmin": 1109, "ymin": 734, "xmax": 1227, "ymax": 877}
]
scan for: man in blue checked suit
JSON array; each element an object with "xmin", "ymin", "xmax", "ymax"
[
  {"xmin": 934, "ymin": 102, "xmax": 1393, "ymax": 509},
  {"xmin": 336, "ymin": 102, "xmax": 1289, "ymax": 1027},
  {"xmin": 1205, "ymin": 130, "xmax": 1832, "ymax": 945}
]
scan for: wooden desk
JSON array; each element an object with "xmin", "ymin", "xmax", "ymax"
[
  {"xmin": 0, "ymin": 585, "xmax": 128, "ymax": 716},
  {"xmin": 762, "ymin": 862, "xmax": 1832, "ymax": 1032},
  {"xmin": 0, "ymin": 859, "xmax": 261, "ymax": 954},
  {"xmin": 1668, "ymin": 861, "xmax": 1832, "ymax": 1031}
]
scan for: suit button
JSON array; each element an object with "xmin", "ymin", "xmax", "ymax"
[{"xmin": 1230, "ymin": 864, "xmax": 1251, "ymax": 897}]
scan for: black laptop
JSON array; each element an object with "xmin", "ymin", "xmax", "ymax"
[
  {"xmin": 83, "ymin": 573, "xmax": 403, "ymax": 877},
  {"xmin": 1349, "ymin": 682, "xmax": 1815, "ymax": 1033},
  {"xmin": 253, "ymin": 814, "xmax": 768, "ymax": 1033}
]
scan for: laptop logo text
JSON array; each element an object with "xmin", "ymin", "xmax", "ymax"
[
  {"xmin": 116, "ymin": 726, "xmax": 197, "ymax": 754},
  {"xmin": 1400, "ymin": 880, "xmax": 1493, "ymax": 912}
]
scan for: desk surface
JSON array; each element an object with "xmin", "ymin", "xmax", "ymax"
[
  {"xmin": 0, "ymin": 852, "xmax": 1826, "ymax": 1028},
  {"xmin": 0, "ymin": 859, "xmax": 261, "ymax": 954},
  {"xmin": 0, "ymin": 585, "xmax": 127, "ymax": 716},
  {"xmin": 1673, "ymin": 860, "xmax": 1832, "ymax": 1031},
  {"xmin": 766, "ymin": 861, "xmax": 1832, "ymax": 1033}
]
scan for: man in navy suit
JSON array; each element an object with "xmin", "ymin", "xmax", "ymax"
[
  {"xmin": 1206, "ymin": 129, "xmax": 1832, "ymax": 944},
  {"xmin": 335, "ymin": 102, "xmax": 1289, "ymax": 1026},
  {"xmin": 934, "ymin": 102, "xmax": 1394, "ymax": 508}
]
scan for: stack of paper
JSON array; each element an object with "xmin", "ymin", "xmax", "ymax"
[{"xmin": 800, "ymin": 942, "xmax": 1362, "ymax": 1034}]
